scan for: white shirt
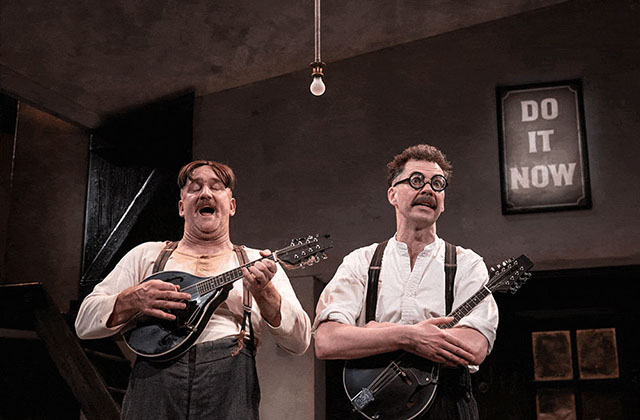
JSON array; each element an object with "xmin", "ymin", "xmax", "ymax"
[
  {"xmin": 313, "ymin": 236, "xmax": 499, "ymax": 353},
  {"xmin": 75, "ymin": 242, "xmax": 311, "ymax": 355}
]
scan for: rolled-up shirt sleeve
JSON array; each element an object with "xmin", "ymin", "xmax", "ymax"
[
  {"xmin": 75, "ymin": 264, "xmax": 139, "ymax": 339},
  {"xmin": 75, "ymin": 243, "xmax": 159, "ymax": 340},
  {"xmin": 313, "ymin": 245, "xmax": 375, "ymax": 330},
  {"xmin": 452, "ymin": 253, "xmax": 499, "ymax": 353},
  {"xmin": 261, "ymin": 264, "xmax": 312, "ymax": 355}
]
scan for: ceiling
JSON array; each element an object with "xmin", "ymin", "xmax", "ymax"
[{"xmin": 1, "ymin": 0, "xmax": 568, "ymax": 128}]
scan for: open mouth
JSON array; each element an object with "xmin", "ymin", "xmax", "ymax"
[
  {"xmin": 199, "ymin": 206, "xmax": 215, "ymax": 215},
  {"xmin": 412, "ymin": 199, "xmax": 436, "ymax": 209}
]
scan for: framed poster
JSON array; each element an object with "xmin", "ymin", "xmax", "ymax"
[
  {"xmin": 496, "ymin": 80, "xmax": 591, "ymax": 214},
  {"xmin": 532, "ymin": 330, "xmax": 573, "ymax": 381},
  {"xmin": 576, "ymin": 328, "xmax": 620, "ymax": 380}
]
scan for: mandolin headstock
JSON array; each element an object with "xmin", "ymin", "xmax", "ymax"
[
  {"xmin": 487, "ymin": 255, "xmax": 534, "ymax": 294},
  {"xmin": 275, "ymin": 234, "xmax": 333, "ymax": 269}
]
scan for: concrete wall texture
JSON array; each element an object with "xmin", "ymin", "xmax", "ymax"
[
  {"xmin": 194, "ymin": 0, "xmax": 640, "ymax": 279},
  {"xmin": 190, "ymin": 2, "xmax": 640, "ymax": 417}
]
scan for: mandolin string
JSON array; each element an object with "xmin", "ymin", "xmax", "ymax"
[
  {"xmin": 367, "ymin": 366, "xmax": 399, "ymax": 393},
  {"xmin": 370, "ymin": 365, "xmax": 401, "ymax": 393},
  {"xmin": 366, "ymin": 357, "xmax": 407, "ymax": 394},
  {"xmin": 177, "ymin": 254, "xmax": 277, "ymax": 295}
]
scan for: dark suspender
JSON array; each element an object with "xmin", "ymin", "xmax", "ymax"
[
  {"xmin": 365, "ymin": 240, "xmax": 457, "ymax": 322},
  {"xmin": 152, "ymin": 241, "xmax": 255, "ymax": 350},
  {"xmin": 444, "ymin": 241, "xmax": 457, "ymax": 315},
  {"xmin": 152, "ymin": 241, "xmax": 179, "ymax": 273},
  {"xmin": 365, "ymin": 240, "xmax": 388, "ymax": 322},
  {"xmin": 232, "ymin": 245, "xmax": 255, "ymax": 351}
]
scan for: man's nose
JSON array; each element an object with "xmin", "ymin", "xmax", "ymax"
[
  {"xmin": 419, "ymin": 182, "xmax": 435, "ymax": 194},
  {"xmin": 199, "ymin": 185, "xmax": 214, "ymax": 198}
]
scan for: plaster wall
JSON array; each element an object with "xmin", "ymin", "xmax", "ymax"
[
  {"xmin": 194, "ymin": 0, "xmax": 640, "ymax": 278},
  {"xmin": 2, "ymin": 104, "xmax": 88, "ymax": 312},
  {"xmin": 194, "ymin": 3, "xmax": 640, "ymax": 416}
]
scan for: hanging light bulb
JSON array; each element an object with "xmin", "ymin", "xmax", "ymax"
[
  {"xmin": 310, "ymin": 62, "xmax": 325, "ymax": 96},
  {"xmin": 310, "ymin": 0, "xmax": 325, "ymax": 96}
]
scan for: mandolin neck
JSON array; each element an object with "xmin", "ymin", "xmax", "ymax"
[
  {"xmin": 193, "ymin": 254, "xmax": 277, "ymax": 297},
  {"xmin": 438, "ymin": 286, "xmax": 492, "ymax": 329}
]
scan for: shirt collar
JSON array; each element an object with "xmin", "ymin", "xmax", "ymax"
[{"xmin": 390, "ymin": 234, "xmax": 442, "ymax": 254}]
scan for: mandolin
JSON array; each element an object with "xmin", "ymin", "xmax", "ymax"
[
  {"xmin": 343, "ymin": 255, "xmax": 533, "ymax": 420},
  {"xmin": 123, "ymin": 234, "xmax": 333, "ymax": 361}
]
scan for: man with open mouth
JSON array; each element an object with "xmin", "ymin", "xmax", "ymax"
[{"xmin": 75, "ymin": 160, "xmax": 311, "ymax": 420}]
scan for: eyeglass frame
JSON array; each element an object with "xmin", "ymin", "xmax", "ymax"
[{"xmin": 392, "ymin": 171, "xmax": 448, "ymax": 192}]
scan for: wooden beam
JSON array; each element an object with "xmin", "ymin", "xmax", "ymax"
[
  {"xmin": 81, "ymin": 168, "xmax": 164, "ymax": 285},
  {"xmin": 31, "ymin": 284, "xmax": 121, "ymax": 420}
]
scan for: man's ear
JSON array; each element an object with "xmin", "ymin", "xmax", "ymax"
[
  {"xmin": 229, "ymin": 195, "xmax": 236, "ymax": 217},
  {"xmin": 178, "ymin": 200, "xmax": 185, "ymax": 217},
  {"xmin": 387, "ymin": 187, "xmax": 397, "ymax": 207}
]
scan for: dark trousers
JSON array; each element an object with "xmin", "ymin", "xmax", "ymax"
[
  {"xmin": 418, "ymin": 367, "xmax": 479, "ymax": 420},
  {"xmin": 121, "ymin": 337, "xmax": 259, "ymax": 420}
]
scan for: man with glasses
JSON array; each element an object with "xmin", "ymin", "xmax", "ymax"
[{"xmin": 313, "ymin": 144, "xmax": 498, "ymax": 419}]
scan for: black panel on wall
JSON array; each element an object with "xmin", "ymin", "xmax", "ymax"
[
  {"xmin": 81, "ymin": 92, "xmax": 194, "ymax": 293},
  {"xmin": 0, "ymin": 93, "xmax": 18, "ymax": 283},
  {"xmin": 474, "ymin": 265, "xmax": 640, "ymax": 420}
]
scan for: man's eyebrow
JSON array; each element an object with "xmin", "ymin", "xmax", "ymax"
[{"xmin": 187, "ymin": 175, "xmax": 225, "ymax": 186}]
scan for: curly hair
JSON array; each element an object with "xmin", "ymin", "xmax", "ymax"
[
  {"xmin": 177, "ymin": 160, "xmax": 236, "ymax": 192},
  {"xmin": 386, "ymin": 144, "xmax": 453, "ymax": 186}
]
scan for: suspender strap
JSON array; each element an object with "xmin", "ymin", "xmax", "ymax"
[
  {"xmin": 232, "ymin": 244, "xmax": 255, "ymax": 352},
  {"xmin": 233, "ymin": 245, "xmax": 251, "ymax": 308},
  {"xmin": 365, "ymin": 240, "xmax": 388, "ymax": 323},
  {"xmin": 444, "ymin": 241, "xmax": 457, "ymax": 315},
  {"xmin": 152, "ymin": 241, "xmax": 179, "ymax": 273},
  {"xmin": 364, "ymin": 240, "xmax": 456, "ymax": 320}
]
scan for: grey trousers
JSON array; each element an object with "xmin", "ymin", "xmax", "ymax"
[
  {"xmin": 121, "ymin": 337, "xmax": 260, "ymax": 420},
  {"xmin": 418, "ymin": 367, "xmax": 479, "ymax": 420}
]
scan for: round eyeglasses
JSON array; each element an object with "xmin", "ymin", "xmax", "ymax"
[{"xmin": 392, "ymin": 172, "xmax": 448, "ymax": 192}]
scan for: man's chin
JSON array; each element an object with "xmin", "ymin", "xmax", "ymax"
[
  {"xmin": 191, "ymin": 221, "xmax": 225, "ymax": 236},
  {"xmin": 409, "ymin": 208, "xmax": 441, "ymax": 223}
]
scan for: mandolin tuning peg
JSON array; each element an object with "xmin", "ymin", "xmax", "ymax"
[{"xmin": 321, "ymin": 252, "xmax": 328, "ymax": 260}]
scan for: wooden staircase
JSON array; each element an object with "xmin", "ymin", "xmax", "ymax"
[{"xmin": 0, "ymin": 282, "xmax": 130, "ymax": 420}]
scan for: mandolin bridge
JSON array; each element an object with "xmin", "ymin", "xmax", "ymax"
[{"xmin": 351, "ymin": 388, "xmax": 375, "ymax": 410}]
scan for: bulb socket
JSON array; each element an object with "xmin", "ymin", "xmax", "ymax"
[{"xmin": 310, "ymin": 61, "xmax": 325, "ymax": 77}]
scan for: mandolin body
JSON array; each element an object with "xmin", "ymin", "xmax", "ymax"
[
  {"xmin": 343, "ymin": 351, "xmax": 439, "ymax": 420},
  {"xmin": 123, "ymin": 271, "xmax": 232, "ymax": 361}
]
